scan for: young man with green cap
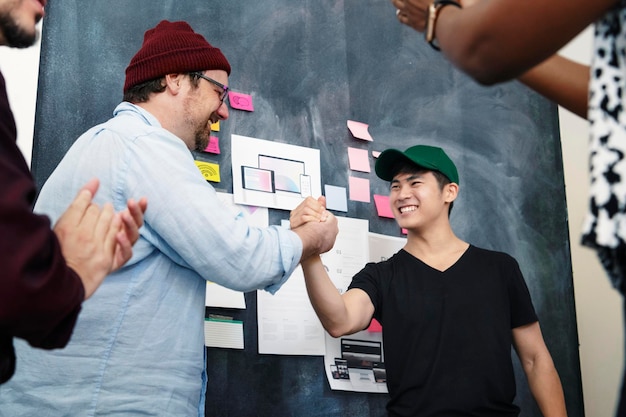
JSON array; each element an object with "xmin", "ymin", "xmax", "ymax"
[{"xmin": 291, "ymin": 145, "xmax": 567, "ymax": 416}]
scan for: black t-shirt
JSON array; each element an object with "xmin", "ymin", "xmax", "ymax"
[{"xmin": 349, "ymin": 245, "xmax": 538, "ymax": 417}]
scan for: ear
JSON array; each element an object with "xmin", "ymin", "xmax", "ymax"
[
  {"xmin": 443, "ymin": 182, "xmax": 459, "ymax": 203},
  {"xmin": 164, "ymin": 73, "xmax": 185, "ymax": 94}
]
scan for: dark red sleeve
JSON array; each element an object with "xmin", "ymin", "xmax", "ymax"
[{"xmin": 0, "ymin": 72, "xmax": 84, "ymax": 350}]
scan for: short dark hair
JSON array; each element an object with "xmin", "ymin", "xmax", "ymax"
[
  {"xmin": 389, "ymin": 160, "xmax": 455, "ymax": 215},
  {"xmin": 122, "ymin": 73, "xmax": 201, "ymax": 103}
]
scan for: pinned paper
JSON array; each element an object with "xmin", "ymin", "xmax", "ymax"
[
  {"xmin": 349, "ymin": 176, "xmax": 370, "ymax": 202},
  {"xmin": 228, "ymin": 91, "xmax": 254, "ymax": 111},
  {"xmin": 203, "ymin": 136, "xmax": 220, "ymax": 154},
  {"xmin": 194, "ymin": 160, "xmax": 220, "ymax": 183},
  {"xmin": 325, "ymin": 184, "xmax": 348, "ymax": 212},
  {"xmin": 347, "ymin": 120, "xmax": 373, "ymax": 141},
  {"xmin": 373, "ymin": 195, "xmax": 394, "ymax": 219},
  {"xmin": 211, "ymin": 121, "xmax": 220, "ymax": 131},
  {"xmin": 368, "ymin": 318, "xmax": 382, "ymax": 333},
  {"xmin": 372, "ymin": 151, "xmax": 381, "ymax": 158},
  {"xmin": 204, "ymin": 318, "xmax": 244, "ymax": 349},
  {"xmin": 348, "ymin": 147, "xmax": 370, "ymax": 173},
  {"xmin": 206, "ymin": 281, "xmax": 246, "ymax": 309}
]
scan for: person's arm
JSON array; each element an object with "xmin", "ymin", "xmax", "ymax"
[
  {"xmin": 2, "ymin": 170, "xmax": 145, "ymax": 349},
  {"xmin": 391, "ymin": 0, "xmax": 613, "ymax": 85},
  {"xmin": 519, "ymin": 54, "xmax": 590, "ymax": 118},
  {"xmin": 512, "ymin": 321, "xmax": 568, "ymax": 417},
  {"xmin": 291, "ymin": 197, "xmax": 373, "ymax": 336},
  {"xmin": 301, "ymin": 256, "xmax": 375, "ymax": 337}
]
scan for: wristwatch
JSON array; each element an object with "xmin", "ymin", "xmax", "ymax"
[{"xmin": 425, "ymin": 0, "xmax": 462, "ymax": 51}]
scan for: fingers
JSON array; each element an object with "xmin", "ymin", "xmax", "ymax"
[
  {"xmin": 391, "ymin": 0, "xmax": 427, "ymax": 30},
  {"xmin": 112, "ymin": 196, "xmax": 147, "ymax": 270},
  {"xmin": 290, "ymin": 196, "xmax": 328, "ymax": 229},
  {"xmin": 94, "ymin": 203, "xmax": 116, "ymax": 243},
  {"xmin": 318, "ymin": 211, "xmax": 339, "ymax": 254},
  {"xmin": 119, "ymin": 197, "xmax": 148, "ymax": 245},
  {"xmin": 99, "ymin": 204, "xmax": 119, "ymax": 253},
  {"xmin": 79, "ymin": 178, "xmax": 100, "ymax": 197},
  {"xmin": 112, "ymin": 229, "xmax": 133, "ymax": 272}
]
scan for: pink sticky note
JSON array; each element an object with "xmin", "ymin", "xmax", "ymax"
[
  {"xmin": 203, "ymin": 136, "xmax": 220, "ymax": 154},
  {"xmin": 348, "ymin": 147, "xmax": 371, "ymax": 173},
  {"xmin": 347, "ymin": 120, "xmax": 373, "ymax": 141},
  {"xmin": 368, "ymin": 318, "xmax": 382, "ymax": 333},
  {"xmin": 228, "ymin": 91, "xmax": 254, "ymax": 111},
  {"xmin": 401, "ymin": 228, "xmax": 408, "ymax": 235},
  {"xmin": 372, "ymin": 151, "xmax": 381, "ymax": 158},
  {"xmin": 373, "ymin": 195, "xmax": 394, "ymax": 219},
  {"xmin": 349, "ymin": 176, "xmax": 370, "ymax": 202}
]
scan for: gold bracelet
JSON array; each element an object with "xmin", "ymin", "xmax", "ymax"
[{"xmin": 425, "ymin": 0, "xmax": 462, "ymax": 51}]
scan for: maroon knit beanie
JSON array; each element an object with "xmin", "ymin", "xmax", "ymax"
[{"xmin": 123, "ymin": 20, "xmax": 231, "ymax": 93}]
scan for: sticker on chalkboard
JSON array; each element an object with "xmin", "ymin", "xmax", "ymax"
[
  {"xmin": 228, "ymin": 91, "xmax": 254, "ymax": 111},
  {"xmin": 194, "ymin": 160, "xmax": 220, "ymax": 183},
  {"xmin": 203, "ymin": 136, "xmax": 220, "ymax": 154},
  {"xmin": 347, "ymin": 120, "xmax": 373, "ymax": 141}
]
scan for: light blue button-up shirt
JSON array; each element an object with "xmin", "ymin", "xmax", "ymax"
[{"xmin": 0, "ymin": 102, "xmax": 302, "ymax": 416}]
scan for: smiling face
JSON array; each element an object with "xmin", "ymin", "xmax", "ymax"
[
  {"xmin": 389, "ymin": 170, "xmax": 456, "ymax": 232},
  {"xmin": 0, "ymin": 0, "xmax": 46, "ymax": 48},
  {"xmin": 181, "ymin": 69, "xmax": 230, "ymax": 151}
]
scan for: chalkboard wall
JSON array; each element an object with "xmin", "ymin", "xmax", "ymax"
[{"xmin": 32, "ymin": 1, "xmax": 583, "ymax": 416}]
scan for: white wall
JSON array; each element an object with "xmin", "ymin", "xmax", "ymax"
[
  {"xmin": 1, "ymin": 25, "xmax": 622, "ymax": 417},
  {"xmin": 0, "ymin": 38, "xmax": 40, "ymax": 166},
  {"xmin": 559, "ymin": 28, "xmax": 624, "ymax": 417}
]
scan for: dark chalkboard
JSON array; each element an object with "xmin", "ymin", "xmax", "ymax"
[{"xmin": 32, "ymin": 1, "xmax": 583, "ymax": 416}]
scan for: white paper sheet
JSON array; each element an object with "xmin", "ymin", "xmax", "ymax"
[
  {"xmin": 257, "ymin": 217, "xmax": 369, "ymax": 355},
  {"xmin": 204, "ymin": 318, "xmax": 244, "ymax": 350},
  {"xmin": 323, "ymin": 330, "xmax": 387, "ymax": 393},
  {"xmin": 231, "ymin": 134, "xmax": 321, "ymax": 211}
]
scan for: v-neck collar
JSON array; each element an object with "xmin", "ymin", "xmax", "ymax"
[{"xmin": 401, "ymin": 244, "xmax": 472, "ymax": 273}]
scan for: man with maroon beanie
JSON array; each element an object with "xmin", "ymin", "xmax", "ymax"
[
  {"xmin": 0, "ymin": 0, "xmax": 146, "ymax": 386},
  {"xmin": 0, "ymin": 20, "xmax": 337, "ymax": 416}
]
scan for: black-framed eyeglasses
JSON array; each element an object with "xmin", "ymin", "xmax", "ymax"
[{"xmin": 190, "ymin": 72, "xmax": 229, "ymax": 103}]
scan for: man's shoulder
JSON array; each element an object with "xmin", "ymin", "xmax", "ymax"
[{"xmin": 467, "ymin": 245, "xmax": 517, "ymax": 265}]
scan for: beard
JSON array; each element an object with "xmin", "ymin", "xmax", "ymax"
[
  {"xmin": 0, "ymin": 12, "xmax": 39, "ymax": 48},
  {"xmin": 193, "ymin": 129, "xmax": 210, "ymax": 152}
]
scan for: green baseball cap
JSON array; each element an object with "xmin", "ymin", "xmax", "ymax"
[{"xmin": 375, "ymin": 145, "xmax": 459, "ymax": 184}]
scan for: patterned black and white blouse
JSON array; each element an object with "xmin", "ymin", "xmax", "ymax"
[{"xmin": 585, "ymin": 2, "xmax": 626, "ymax": 291}]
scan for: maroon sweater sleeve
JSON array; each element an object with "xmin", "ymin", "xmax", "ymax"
[{"xmin": 0, "ymin": 72, "xmax": 84, "ymax": 350}]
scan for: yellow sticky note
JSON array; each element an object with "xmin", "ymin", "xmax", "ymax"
[
  {"xmin": 211, "ymin": 121, "xmax": 220, "ymax": 131},
  {"xmin": 195, "ymin": 160, "xmax": 221, "ymax": 183}
]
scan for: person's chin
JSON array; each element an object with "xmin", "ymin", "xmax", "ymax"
[{"xmin": 6, "ymin": 24, "xmax": 39, "ymax": 48}]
